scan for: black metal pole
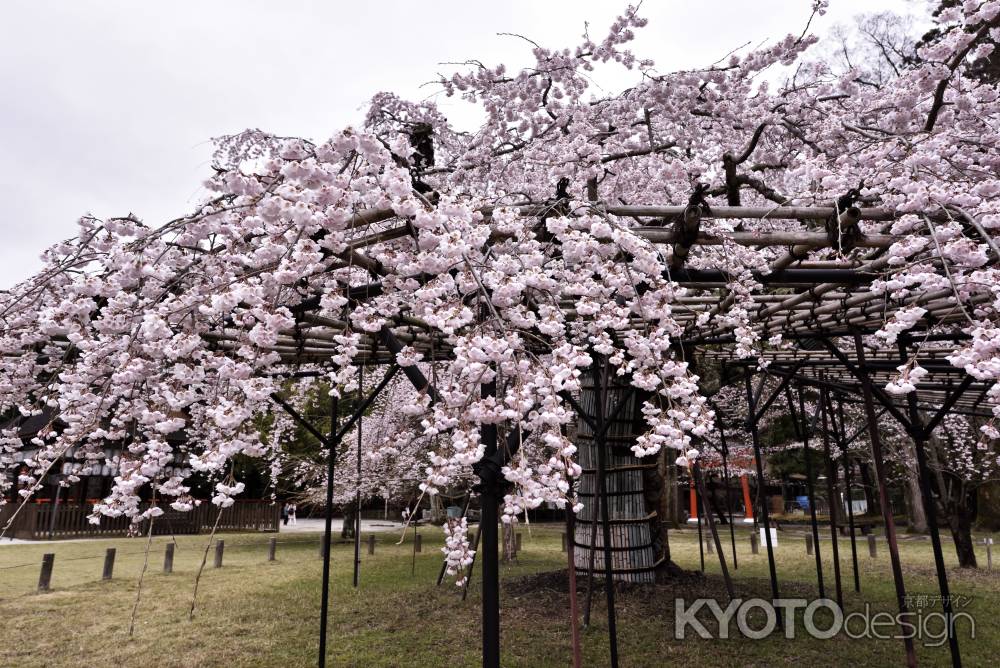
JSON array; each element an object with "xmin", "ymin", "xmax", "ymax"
[
  {"xmin": 479, "ymin": 375, "xmax": 501, "ymax": 668},
  {"xmin": 318, "ymin": 393, "xmax": 338, "ymax": 668},
  {"xmin": 819, "ymin": 386, "xmax": 844, "ymax": 609},
  {"xmin": 695, "ymin": 463, "xmax": 734, "ymax": 600},
  {"xmin": 852, "ymin": 333, "xmax": 916, "ymax": 668},
  {"xmin": 461, "ymin": 518, "xmax": 483, "ymax": 602},
  {"xmin": 743, "ymin": 369, "xmax": 781, "ymax": 621},
  {"xmin": 834, "ymin": 394, "xmax": 861, "ymax": 594},
  {"xmin": 593, "ymin": 360, "xmax": 620, "ymax": 668},
  {"xmin": 718, "ymin": 422, "xmax": 738, "ymax": 570},
  {"xmin": 354, "ymin": 365, "xmax": 363, "ymax": 589},
  {"xmin": 900, "ymin": 339, "xmax": 962, "ymax": 668},
  {"xmin": 796, "ymin": 387, "xmax": 825, "ymax": 599},
  {"xmin": 582, "ymin": 483, "xmax": 600, "ymax": 627},
  {"xmin": 695, "ymin": 475, "xmax": 705, "ymax": 573}
]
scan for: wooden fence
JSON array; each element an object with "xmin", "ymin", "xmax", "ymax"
[{"xmin": 0, "ymin": 501, "xmax": 280, "ymax": 540}]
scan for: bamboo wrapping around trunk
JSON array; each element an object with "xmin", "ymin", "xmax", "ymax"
[{"xmin": 572, "ymin": 377, "xmax": 657, "ymax": 583}]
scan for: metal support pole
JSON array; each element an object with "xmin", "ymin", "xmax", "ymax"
[
  {"xmin": 566, "ymin": 496, "xmax": 583, "ymax": 668},
  {"xmin": 318, "ymin": 393, "xmax": 338, "ymax": 668},
  {"xmin": 582, "ymin": 486, "xmax": 600, "ymax": 627},
  {"xmin": 694, "ymin": 463, "xmax": 734, "ymax": 600},
  {"xmin": 819, "ymin": 387, "xmax": 844, "ymax": 608},
  {"xmin": 900, "ymin": 338, "xmax": 962, "ymax": 668},
  {"xmin": 593, "ymin": 360, "xmax": 620, "ymax": 668},
  {"xmin": 834, "ymin": 394, "xmax": 861, "ymax": 593},
  {"xmin": 743, "ymin": 369, "xmax": 781, "ymax": 619},
  {"xmin": 852, "ymin": 333, "xmax": 916, "ymax": 668},
  {"xmin": 717, "ymin": 421, "xmax": 738, "ymax": 570},
  {"xmin": 794, "ymin": 387, "xmax": 825, "ymax": 599},
  {"xmin": 461, "ymin": 520, "xmax": 483, "ymax": 602},
  {"xmin": 695, "ymin": 476, "xmax": 705, "ymax": 572},
  {"xmin": 479, "ymin": 376, "xmax": 501, "ymax": 668},
  {"xmin": 354, "ymin": 365, "xmax": 363, "ymax": 589}
]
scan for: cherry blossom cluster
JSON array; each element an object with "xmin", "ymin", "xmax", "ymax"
[{"xmin": 0, "ymin": 2, "xmax": 998, "ymax": 540}]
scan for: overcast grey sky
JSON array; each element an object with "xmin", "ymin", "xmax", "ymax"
[{"xmin": 0, "ymin": 0, "xmax": 914, "ymax": 288}]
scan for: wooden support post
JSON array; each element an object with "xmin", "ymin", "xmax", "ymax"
[
  {"xmin": 102, "ymin": 548, "xmax": 116, "ymax": 581},
  {"xmin": 561, "ymin": 532, "xmax": 567, "ymax": 552},
  {"xmin": 164, "ymin": 543, "xmax": 175, "ymax": 574},
  {"xmin": 368, "ymin": 534, "xmax": 375, "ymax": 556},
  {"xmin": 986, "ymin": 538, "xmax": 993, "ymax": 571},
  {"xmin": 214, "ymin": 540, "xmax": 225, "ymax": 568},
  {"xmin": 38, "ymin": 553, "xmax": 54, "ymax": 592},
  {"xmin": 806, "ymin": 534, "xmax": 814, "ymax": 555},
  {"xmin": 705, "ymin": 535, "xmax": 714, "ymax": 554},
  {"xmin": 515, "ymin": 532, "xmax": 522, "ymax": 553},
  {"xmin": 750, "ymin": 532, "xmax": 759, "ymax": 555},
  {"xmin": 268, "ymin": 537, "xmax": 277, "ymax": 561},
  {"xmin": 867, "ymin": 534, "xmax": 877, "ymax": 558},
  {"xmin": 415, "ymin": 533, "xmax": 422, "ymax": 553}
]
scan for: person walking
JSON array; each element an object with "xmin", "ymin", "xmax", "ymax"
[
  {"xmin": 281, "ymin": 502, "xmax": 290, "ymax": 527},
  {"xmin": 289, "ymin": 503, "xmax": 297, "ymax": 525}
]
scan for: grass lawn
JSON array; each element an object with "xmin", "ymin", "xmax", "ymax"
[{"xmin": 0, "ymin": 523, "xmax": 997, "ymax": 667}]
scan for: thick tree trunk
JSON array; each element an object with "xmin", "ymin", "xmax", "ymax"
[
  {"xmin": 341, "ymin": 502, "xmax": 357, "ymax": 539},
  {"xmin": 947, "ymin": 510, "xmax": 978, "ymax": 568},
  {"xmin": 903, "ymin": 457, "xmax": 928, "ymax": 533},
  {"xmin": 573, "ymin": 376, "xmax": 659, "ymax": 583}
]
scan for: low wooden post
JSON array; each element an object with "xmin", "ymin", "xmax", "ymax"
[
  {"xmin": 986, "ymin": 538, "xmax": 993, "ymax": 571},
  {"xmin": 415, "ymin": 533, "xmax": 422, "ymax": 553},
  {"xmin": 164, "ymin": 543, "xmax": 175, "ymax": 574},
  {"xmin": 38, "ymin": 553, "xmax": 54, "ymax": 592},
  {"xmin": 561, "ymin": 532, "xmax": 567, "ymax": 552},
  {"xmin": 214, "ymin": 540, "xmax": 225, "ymax": 568},
  {"xmin": 750, "ymin": 532, "xmax": 759, "ymax": 555},
  {"xmin": 867, "ymin": 534, "xmax": 877, "ymax": 558},
  {"xmin": 806, "ymin": 534, "xmax": 814, "ymax": 556},
  {"xmin": 268, "ymin": 537, "xmax": 277, "ymax": 561},
  {"xmin": 705, "ymin": 535, "xmax": 714, "ymax": 554},
  {"xmin": 319, "ymin": 540, "xmax": 327, "ymax": 560},
  {"xmin": 367, "ymin": 534, "xmax": 375, "ymax": 556},
  {"xmin": 102, "ymin": 548, "xmax": 116, "ymax": 581},
  {"xmin": 515, "ymin": 532, "xmax": 522, "ymax": 552}
]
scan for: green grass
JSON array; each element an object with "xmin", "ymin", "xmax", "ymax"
[{"xmin": 0, "ymin": 524, "xmax": 996, "ymax": 667}]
